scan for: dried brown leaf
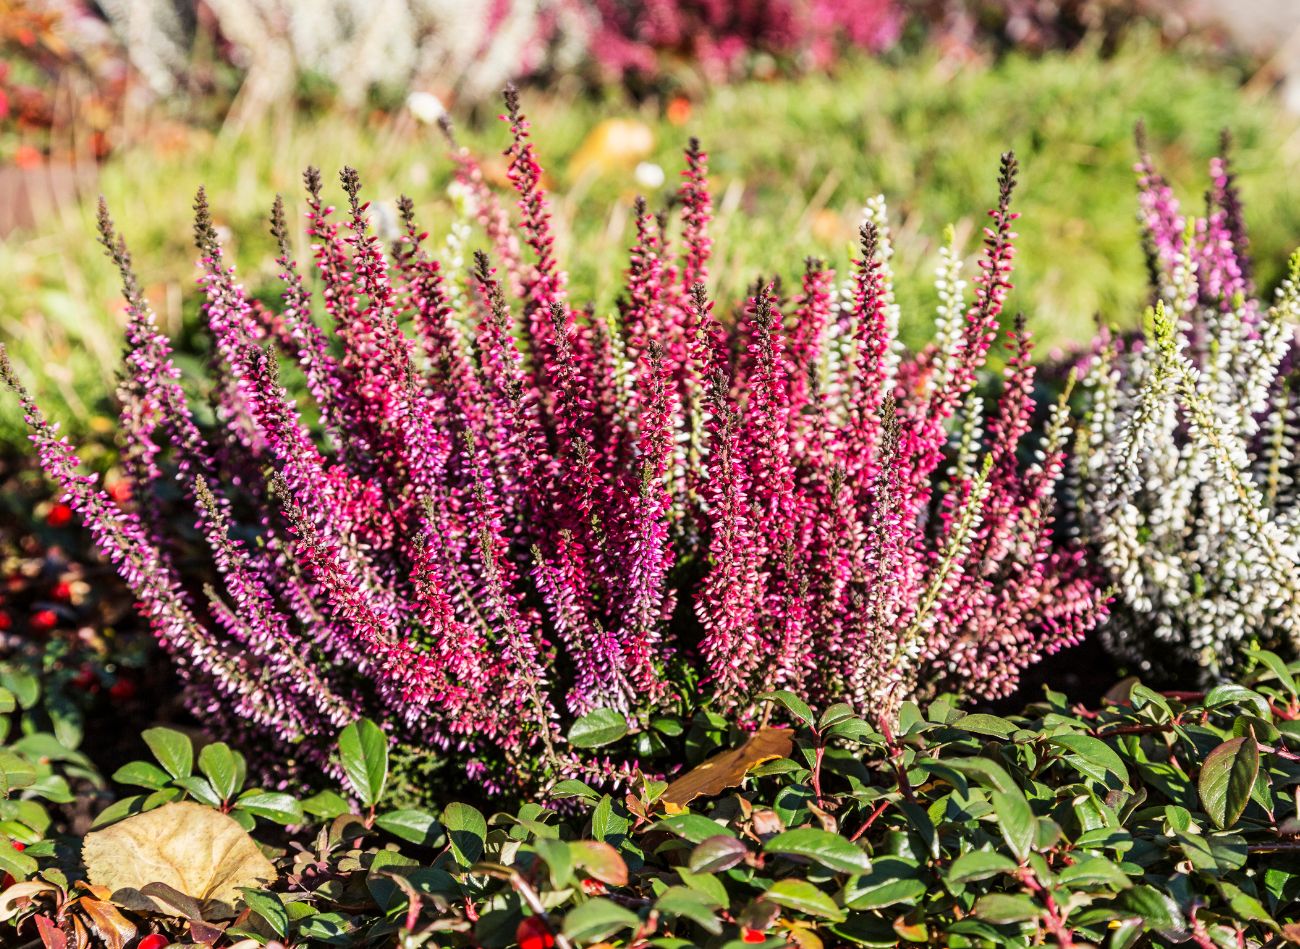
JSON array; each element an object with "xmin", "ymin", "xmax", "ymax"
[
  {"xmin": 76, "ymin": 897, "xmax": 136, "ymax": 949},
  {"xmin": 661, "ymin": 728, "xmax": 794, "ymax": 807},
  {"xmin": 82, "ymin": 802, "xmax": 275, "ymax": 918}
]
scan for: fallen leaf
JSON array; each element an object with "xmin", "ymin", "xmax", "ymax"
[
  {"xmin": 82, "ymin": 802, "xmax": 275, "ymax": 918},
  {"xmin": 0, "ymin": 880, "xmax": 56, "ymax": 921},
  {"xmin": 76, "ymin": 897, "xmax": 136, "ymax": 949},
  {"xmin": 661, "ymin": 729, "xmax": 793, "ymax": 807}
]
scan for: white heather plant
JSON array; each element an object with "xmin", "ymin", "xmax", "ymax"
[{"xmin": 1075, "ymin": 134, "xmax": 1300, "ymax": 678}]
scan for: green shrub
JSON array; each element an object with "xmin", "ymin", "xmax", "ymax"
[{"xmin": 4, "ymin": 656, "xmax": 1300, "ymax": 946}]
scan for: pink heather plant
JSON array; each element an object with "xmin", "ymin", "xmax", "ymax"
[{"xmin": 1, "ymin": 90, "xmax": 1104, "ymax": 785}]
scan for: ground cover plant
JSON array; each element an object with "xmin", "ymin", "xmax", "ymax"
[
  {"xmin": 0, "ymin": 85, "xmax": 1109, "ymax": 791},
  {"xmin": 4, "ymin": 663, "xmax": 1300, "ymax": 946},
  {"xmin": 1074, "ymin": 131, "xmax": 1300, "ymax": 681}
]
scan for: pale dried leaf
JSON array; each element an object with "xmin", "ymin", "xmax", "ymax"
[{"xmin": 82, "ymin": 802, "xmax": 275, "ymax": 918}]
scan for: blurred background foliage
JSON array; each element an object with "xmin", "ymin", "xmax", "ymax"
[{"xmin": 1, "ymin": 1, "xmax": 1299, "ymax": 444}]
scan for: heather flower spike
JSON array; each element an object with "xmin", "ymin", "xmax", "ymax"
[
  {"xmin": 6, "ymin": 92, "xmax": 1103, "ymax": 783},
  {"xmin": 1076, "ymin": 129, "xmax": 1300, "ymax": 678}
]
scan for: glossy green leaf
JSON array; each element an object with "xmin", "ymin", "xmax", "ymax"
[
  {"xmin": 338, "ymin": 718, "xmax": 389, "ymax": 808},
  {"xmin": 198, "ymin": 742, "xmax": 240, "ymax": 801},
  {"xmin": 566, "ymin": 708, "xmax": 629, "ymax": 749},
  {"xmin": 111, "ymin": 761, "xmax": 170, "ymax": 790},
  {"xmin": 763, "ymin": 827, "xmax": 872, "ymax": 874},
  {"xmin": 562, "ymin": 899, "xmax": 640, "ymax": 942},
  {"xmin": 443, "ymin": 802, "xmax": 486, "ymax": 867},
  {"xmin": 141, "ymin": 727, "xmax": 193, "ymax": 780},
  {"xmin": 755, "ymin": 690, "xmax": 815, "ymax": 727},
  {"xmin": 1199, "ymin": 736, "xmax": 1259, "ymax": 829},
  {"xmin": 762, "ymin": 879, "xmax": 844, "ymax": 919},
  {"xmin": 974, "ymin": 893, "xmax": 1040, "ymax": 924},
  {"xmin": 374, "ymin": 809, "xmax": 443, "ymax": 846},
  {"xmin": 239, "ymin": 888, "xmax": 288, "ymax": 938},
  {"xmin": 946, "ymin": 850, "xmax": 1018, "ymax": 885},
  {"xmin": 236, "ymin": 791, "xmax": 304, "ymax": 825}
]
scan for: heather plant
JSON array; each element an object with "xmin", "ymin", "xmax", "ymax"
[
  {"xmin": 1075, "ymin": 131, "xmax": 1300, "ymax": 679},
  {"xmin": 0, "ymin": 89, "xmax": 1103, "ymax": 787}
]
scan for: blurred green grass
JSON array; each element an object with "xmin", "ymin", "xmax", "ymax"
[{"xmin": 3, "ymin": 33, "xmax": 1300, "ymax": 445}]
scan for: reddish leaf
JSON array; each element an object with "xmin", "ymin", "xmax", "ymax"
[{"xmin": 34, "ymin": 914, "xmax": 67, "ymax": 949}]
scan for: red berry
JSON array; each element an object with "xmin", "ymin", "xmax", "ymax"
[
  {"xmin": 137, "ymin": 935, "xmax": 169, "ymax": 949},
  {"xmin": 30, "ymin": 609, "xmax": 57, "ymax": 632},
  {"xmin": 109, "ymin": 679, "xmax": 136, "ymax": 702},
  {"xmin": 45, "ymin": 504, "xmax": 73, "ymax": 528},
  {"xmin": 11, "ymin": 841, "xmax": 24, "ymax": 851},
  {"xmin": 71, "ymin": 665, "xmax": 96, "ymax": 690},
  {"xmin": 108, "ymin": 480, "xmax": 132, "ymax": 504},
  {"xmin": 580, "ymin": 877, "xmax": 607, "ymax": 895},
  {"xmin": 0, "ymin": 612, "xmax": 10, "ymax": 631},
  {"xmin": 52, "ymin": 581, "xmax": 72, "ymax": 601},
  {"xmin": 515, "ymin": 916, "xmax": 556, "ymax": 949},
  {"xmin": 742, "ymin": 928, "xmax": 766, "ymax": 944}
]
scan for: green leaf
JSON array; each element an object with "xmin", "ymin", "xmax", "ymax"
[
  {"xmin": 939, "ymin": 757, "xmax": 1019, "ymax": 794},
  {"xmin": 655, "ymin": 887, "xmax": 722, "ymax": 934},
  {"xmin": 549, "ymin": 779, "xmax": 600, "ymax": 804},
  {"xmin": 301, "ymin": 789, "xmax": 350, "ymax": 819},
  {"xmin": 841, "ymin": 858, "xmax": 927, "ymax": 910},
  {"xmin": 443, "ymin": 802, "xmax": 486, "ymax": 867},
  {"xmin": 90, "ymin": 795, "xmax": 145, "ymax": 828},
  {"xmin": 946, "ymin": 850, "xmax": 1018, "ymax": 885},
  {"xmin": 591, "ymin": 795, "xmax": 629, "ymax": 844},
  {"xmin": 761, "ymin": 879, "xmax": 844, "ymax": 920},
  {"xmin": 654, "ymin": 813, "xmax": 734, "ymax": 844},
  {"xmin": 817, "ymin": 703, "xmax": 858, "ymax": 731},
  {"xmin": 374, "ymin": 809, "xmax": 442, "ymax": 846},
  {"xmin": 1057, "ymin": 855, "xmax": 1132, "ymax": 891},
  {"xmin": 236, "ymin": 791, "xmax": 304, "ymax": 825},
  {"xmin": 0, "ymin": 845, "xmax": 38, "ymax": 880},
  {"xmin": 755, "ymin": 690, "xmax": 814, "ymax": 727},
  {"xmin": 974, "ymin": 893, "xmax": 1040, "ymax": 924},
  {"xmin": 954, "ymin": 713, "xmax": 1019, "ymax": 738},
  {"xmin": 1204, "ymin": 684, "xmax": 1270, "ymax": 718},
  {"xmin": 174, "ymin": 775, "xmax": 222, "ymax": 807},
  {"xmin": 239, "ymin": 888, "xmax": 288, "ymax": 938},
  {"xmin": 1249, "ymin": 648, "xmax": 1299, "ymax": 697},
  {"xmin": 141, "ymin": 727, "xmax": 193, "ymax": 779},
  {"xmin": 535, "ymin": 838, "xmax": 574, "ymax": 888},
  {"xmin": 763, "ymin": 827, "xmax": 872, "ymax": 874},
  {"xmin": 338, "ymin": 718, "xmax": 389, "ymax": 808},
  {"xmin": 1120, "ymin": 885, "xmax": 1185, "ymax": 931},
  {"xmin": 1049, "ymin": 734, "xmax": 1130, "ymax": 787},
  {"xmin": 566, "ymin": 708, "xmax": 629, "ymax": 749},
  {"xmin": 0, "ymin": 751, "xmax": 37, "ymax": 791},
  {"xmin": 297, "ymin": 912, "xmax": 355, "ymax": 943},
  {"xmin": 1, "ymin": 669, "xmax": 38, "ymax": 710},
  {"xmin": 111, "ymin": 760, "xmax": 170, "ymax": 790},
  {"xmin": 1198, "ymin": 736, "xmax": 1259, "ymax": 829},
  {"xmin": 689, "ymin": 835, "xmax": 750, "ymax": 873},
  {"xmin": 562, "ymin": 899, "xmax": 641, "ymax": 942},
  {"xmin": 990, "ymin": 789, "xmax": 1035, "ymax": 861},
  {"xmin": 198, "ymin": 742, "xmax": 241, "ymax": 801}
]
